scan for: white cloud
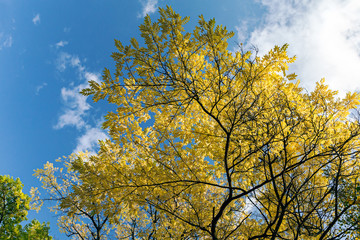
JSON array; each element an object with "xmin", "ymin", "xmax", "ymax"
[
  {"xmin": 35, "ymin": 82, "xmax": 47, "ymax": 95},
  {"xmin": 55, "ymin": 40, "xmax": 68, "ymax": 48},
  {"xmin": 54, "ymin": 52, "xmax": 101, "ymax": 130},
  {"xmin": 74, "ymin": 126, "xmax": 108, "ymax": 154},
  {"xmin": 84, "ymin": 71, "xmax": 100, "ymax": 83},
  {"xmin": 3, "ymin": 35, "xmax": 12, "ymax": 48},
  {"xmin": 55, "ymin": 52, "xmax": 70, "ymax": 71},
  {"xmin": 70, "ymin": 56, "xmax": 81, "ymax": 68},
  {"xmin": 138, "ymin": 0, "xmax": 158, "ymax": 18},
  {"xmin": 0, "ymin": 33, "xmax": 12, "ymax": 50},
  {"xmin": 56, "ymin": 52, "xmax": 84, "ymax": 72},
  {"xmin": 235, "ymin": 21, "xmax": 249, "ymax": 44},
  {"xmin": 32, "ymin": 14, "xmax": 40, "ymax": 25},
  {"xmin": 54, "ymin": 84, "xmax": 90, "ymax": 129},
  {"xmin": 239, "ymin": 0, "xmax": 360, "ymax": 95},
  {"xmin": 54, "ymin": 51, "xmax": 106, "ymax": 155}
]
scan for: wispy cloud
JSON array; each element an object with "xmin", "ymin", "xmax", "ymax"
[
  {"xmin": 55, "ymin": 40, "xmax": 68, "ymax": 48},
  {"xmin": 54, "ymin": 83, "xmax": 90, "ymax": 130},
  {"xmin": 35, "ymin": 82, "xmax": 47, "ymax": 95},
  {"xmin": 32, "ymin": 14, "xmax": 40, "ymax": 25},
  {"xmin": 0, "ymin": 33, "xmax": 12, "ymax": 50},
  {"xmin": 238, "ymin": 0, "xmax": 360, "ymax": 95},
  {"xmin": 54, "ymin": 52, "xmax": 100, "ymax": 129},
  {"xmin": 55, "ymin": 52, "xmax": 84, "ymax": 72},
  {"xmin": 54, "ymin": 51, "xmax": 106, "ymax": 153},
  {"xmin": 74, "ymin": 126, "xmax": 107, "ymax": 154},
  {"xmin": 138, "ymin": 0, "xmax": 158, "ymax": 18}
]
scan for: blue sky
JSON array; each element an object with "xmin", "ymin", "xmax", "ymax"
[{"xmin": 1, "ymin": 0, "xmax": 360, "ymax": 238}]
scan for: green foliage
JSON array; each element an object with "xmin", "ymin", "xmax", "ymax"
[
  {"xmin": 19, "ymin": 220, "xmax": 52, "ymax": 240},
  {"xmin": 0, "ymin": 175, "xmax": 30, "ymax": 238},
  {"xmin": 0, "ymin": 175, "xmax": 52, "ymax": 239}
]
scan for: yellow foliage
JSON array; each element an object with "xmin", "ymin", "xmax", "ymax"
[{"xmin": 40, "ymin": 6, "xmax": 360, "ymax": 239}]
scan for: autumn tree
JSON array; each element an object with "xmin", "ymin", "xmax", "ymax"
[
  {"xmin": 34, "ymin": 153, "xmax": 119, "ymax": 240},
  {"xmin": 35, "ymin": 153, "xmax": 175, "ymax": 239},
  {"xmin": 40, "ymin": 6, "xmax": 360, "ymax": 239},
  {"xmin": 0, "ymin": 175, "xmax": 52, "ymax": 239}
]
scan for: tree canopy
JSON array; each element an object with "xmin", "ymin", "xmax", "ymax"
[
  {"xmin": 0, "ymin": 175, "xmax": 52, "ymax": 239},
  {"xmin": 34, "ymin": 153, "xmax": 115, "ymax": 240},
  {"xmin": 37, "ymin": 6, "xmax": 360, "ymax": 239}
]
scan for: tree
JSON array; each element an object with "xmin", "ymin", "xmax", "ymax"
[
  {"xmin": 19, "ymin": 219, "xmax": 52, "ymax": 239},
  {"xmin": 42, "ymin": 6, "xmax": 360, "ymax": 239},
  {"xmin": 34, "ymin": 153, "xmax": 116, "ymax": 240},
  {"xmin": 35, "ymin": 154, "xmax": 166, "ymax": 239},
  {"xmin": 0, "ymin": 175, "xmax": 52, "ymax": 239}
]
